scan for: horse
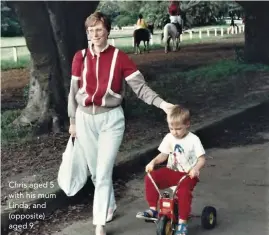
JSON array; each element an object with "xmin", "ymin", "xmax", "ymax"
[
  {"xmin": 133, "ymin": 25, "xmax": 154, "ymax": 54},
  {"xmin": 162, "ymin": 23, "xmax": 181, "ymax": 53}
]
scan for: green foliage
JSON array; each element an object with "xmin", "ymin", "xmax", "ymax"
[
  {"xmin": 1, "ymin": 110, "xmax": 33, "ymax": 144},
  {"xmin": 98, "ymin": 0, "xmax": 170, "ymax": 28},
  {"xmin": 97, "ymin": 1, "xmax": 120, "ymax": 20},
  {"xmin": 1, "ymin": 1, "xmax": 23, "ymax": 37},
  {"xmin": 98, "ymin": 1, "xmax": 243, "ymax": 29},
  {"xmin": 138, "ymin": 1, "xmax": 169, "ymax": 28},
  {"xmin": 114, "ymin": 15, "xmax": 136, "ymax": 28}
]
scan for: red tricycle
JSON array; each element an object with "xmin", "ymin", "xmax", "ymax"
[{"xmin": 146, "ymin": 173, "xmax": 217, "ymax": 235}]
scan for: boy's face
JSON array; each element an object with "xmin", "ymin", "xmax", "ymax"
[{"xmin": 167, "ymin": 118, "xmax": 190, "ymax": 139}]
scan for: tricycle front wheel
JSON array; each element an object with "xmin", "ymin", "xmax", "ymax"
[{"xmin": 156, "ymin": 216, "xmax": 174, "ymax": 235}]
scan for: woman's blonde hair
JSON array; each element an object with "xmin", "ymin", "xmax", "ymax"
[
  {"xmin": 168, "ymin": 105, "xmax": 190, "ymax": 125},
  {"xmin": 85, "ymin": 11, "xmax": 111, "ymax": 33}
]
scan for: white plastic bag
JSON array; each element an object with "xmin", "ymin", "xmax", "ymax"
[{"xmin": 57, "ymin": 137, "xmax": 88, "ymax": 196}]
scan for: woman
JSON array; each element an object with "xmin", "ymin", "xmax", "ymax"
[
  {"xmin": 68, "ymin": 11, "xmax": 174, "ymax": 235},
  {"xmin": 136, "ymin": 13, "xmax": 147, "ymax": 29}
]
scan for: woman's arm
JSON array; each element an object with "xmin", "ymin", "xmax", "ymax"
[
  {"xmin": 119, "ymin": 51, "xmax": 174, "ymax": 113},
  {"xmin": 68, "ymin": 50, "xmax": 83, "ymax": 125}
]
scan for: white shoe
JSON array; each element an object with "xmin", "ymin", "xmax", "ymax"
[
  {"xmin": 106, "ymin": 205, "xmax": 117, "ymax": 223},
  {"xmin": 95, "ymin": 225, "xmax": 106, "ymax": 235}
]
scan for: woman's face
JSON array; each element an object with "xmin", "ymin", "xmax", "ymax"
[{"xmin": 87, "ymin": 21, "xmax": 109, "ymax": 48}]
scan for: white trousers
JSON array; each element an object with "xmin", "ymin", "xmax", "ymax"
[{"xmin": 76, "ymin": 106, "xmax": 125, "ymax": 225}]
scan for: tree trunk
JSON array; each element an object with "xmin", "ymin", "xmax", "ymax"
[
  {"xmin": 9, "ymin": 1, "xmax": 99, "ymax": 133},
  {"xmin": 239, "ymin": 2, "xmax": 269, "ymax": 64}
]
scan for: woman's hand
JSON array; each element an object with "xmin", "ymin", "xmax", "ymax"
[
  {"xmin": 145, "ymin": 161, "xmax": 155, "ymax": 173},
  {"xmin": 160, "ymin": 101, "xmax": 175, "ymax": 114},
  {"xmin": 69, "ymin": 124, "xmax": 76, "ymax": 137}
]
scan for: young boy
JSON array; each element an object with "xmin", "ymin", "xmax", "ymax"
[{"xmin": 136, "ymin": 105, "xmax": 206, "ymax": 235}]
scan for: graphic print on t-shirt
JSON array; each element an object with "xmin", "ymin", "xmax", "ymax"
[
  {"xmin": 170, "ymin": 144, "xmax": 186, "ymax": 171},
  {"xmin": 174, "ymin": 144, "xmax": 184, "ymax": 154}
]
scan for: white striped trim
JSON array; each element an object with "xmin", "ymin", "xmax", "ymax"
[
  {"xmin": 80, "ymin": 49, "xmax": 87, "ymax": 94},
  {"xmin": 88, "ymin": 42, "xmax": 109, "ymax": 56},
  {"xmin": 125, "ymin": 70, "xmax": 141, "ymax": 81},
  {"xmin": 108, "ymin": 89, "xmax": 122, "ymax": 99},
  {"xmin": 102, "ymin": 49, "xmax": 119, "ymax": 106},
  {"xmin": 89, "ymin": 43, "xmax": 94, "ymax": 57},
  {"xmin": 82, "ymin": 95, "xmax": 88, "ymax": 107},
  {"xmin": 72, "ymin": 75, "xmax": 80, "ymax": 80},
  {"xmin": 91, "ymin": 55, "xmax": 100, "ymax": 114}
]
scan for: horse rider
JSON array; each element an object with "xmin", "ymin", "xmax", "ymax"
[
  {"xmin": 136, "ymin": 14, "xmax": 152, "ymax": 38},
  {"xmin": 136, "ymin": 14, "xmax": 148, "ymax": 29},
  {"xmin": 169, "ymin": 10, "xmax": 182, "ymax": 37},
  {"xmin": 168, "ymin": 0, "xmax": 180, "ymax": 16}
]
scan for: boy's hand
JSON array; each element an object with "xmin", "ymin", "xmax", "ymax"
[
  {"xmin": 189, "ymin": 168, "xmax": 200, "ymax": 179},
  {"xmin": 145, "ymin": 161, "xmax": 155, "ymax": 172}
]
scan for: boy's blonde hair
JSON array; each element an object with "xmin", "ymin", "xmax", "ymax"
[
  {"xmin": 167, "ymin": 105, "xmax": 190, "ymax": 125},
  {"xmin": 85, "ymin": 11, "xmax": 111, "ymax": 33}
]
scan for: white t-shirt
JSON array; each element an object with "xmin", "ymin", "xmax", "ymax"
[
  {"xmin": 170, "ymin": 15, "xmax": 182, "ymax": 25},
  {"xmin": 158, "ymin": 132, "xmax": 205, "ymax": 173}
]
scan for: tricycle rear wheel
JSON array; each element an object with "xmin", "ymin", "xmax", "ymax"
[{"xmin": 201, "ymin": 206, "xmax": 217, "ymax": 229}]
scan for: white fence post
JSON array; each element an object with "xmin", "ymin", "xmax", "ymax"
[
  {"xmin": 239, "ymin": 26, "xmax": 241, "ymax": 33},
  {"xmin": 235, "ymin": 26, "xmax": 238, "ymax": 34},
  {"xmin": 207, "ymin": 29, "xmax": 210, "ymax": 37},
  {"xmin": 180, "ymin": 34, "xmax": 183, "ymax": 41},
  {"xmin": 215, "ymin": 28, "xmax": 217, "ymax": 36},
  {"xmin": 150, "ymin": 35, "xmax": 153, "ymax": 45},
  {"xmin": 111, "ymin": 38, "xmax": 115, "ymax": 46},
  {"xmin": 221, "ymin": 28, "xmax": 224, "ymax": 36},
  {"xmin": 132, "ymin": 37, "xmax": 135, "ymax": 47},
  {"xmin": 227, "ymin": 27, "xmax": 230, "ymax": 35},
  {"xmin": 13, "ymin": 47, "xmax": 18, "ymax": 62},
  {"xmin": 189, "ymin": 31, "xmax": 193, "ymax": 39},
  {"xmin": 199, "ymin": 30, "xmax": 202, "ymax": 39}
]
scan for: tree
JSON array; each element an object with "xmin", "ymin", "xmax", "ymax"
[
  {"xmin": 8, "ymin": 1, "xmax": 99, "ymax": 133},
  {"xmin": 97, "ymin": 1, "xmax": 120, "ymax": 24},
  {"xmin": 238, "ymin": 1, "xmax": 269, "ymax": 64}
]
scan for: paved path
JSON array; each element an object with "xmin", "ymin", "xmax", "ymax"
[{"xmin": 53, "ymin": 126, "xmax": 269, "ymax": 235}]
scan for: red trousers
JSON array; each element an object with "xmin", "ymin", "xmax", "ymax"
[{"xmin": 145, "ymin": 167, "xmax": 198, "ymax": 220}]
